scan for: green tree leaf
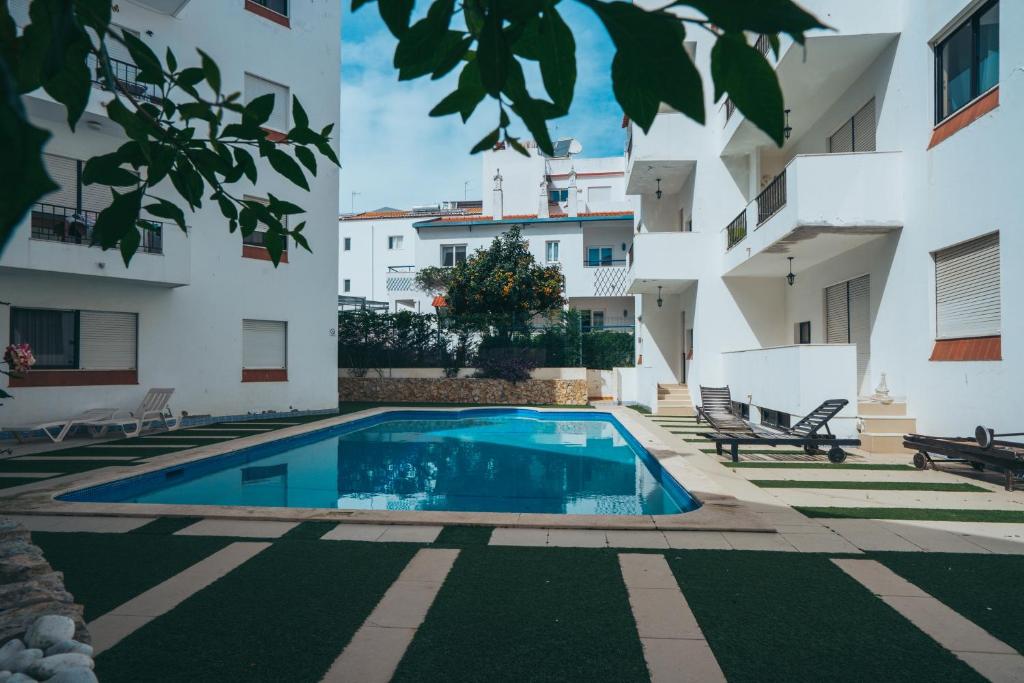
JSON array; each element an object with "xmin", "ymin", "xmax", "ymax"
[
  {"xmin": 295, "ymin": 145, "xmax": 318, "ymax": 176},
  {"xmin": 476, "ymin": 8, "xmax": 508, "ymax": 97},
  {"xmin": 675, "ymin": 0, "xmax": 829, "ymax": 43},
  {"xmin": 470, "ymin": 127, "xmax": 500, "ymax": 154},
  {"xmin": 291, "ymin": 95, "xmax": 309, "ymax": 130},
  {"xmin": 377, "ymin": 0, "xmax": 415, "ymax": 38},
  {"xmin": 711, "ymin": 32, "xmax": 784, "ymax": 144},
  {"xmin": 536, "ymin": 5, "xmax": 575, "ymax": 112},
  {"xmin": 267, "ymin": 149, "xmax": 309, "ymax": 190},
  {"xmin": 82, "ymin": 153, "xmax": 139, "ymax": 186},
  {"xmin": 243, "ymin": 93, "xmax": 275, "ymax": 126},
  {"xmin": 119, "ymin": 223, "xmax": 141, "ymax": 266},
  {"xmin": 93, "ymin": 186, "xmax": 143, "ymax": 250},
  {"xmin": 144, "ymin": 198, "xmax": 187, "ymax": 233}
]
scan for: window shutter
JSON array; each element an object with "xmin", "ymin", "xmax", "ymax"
[
  {"xmin": 107, "ymin": 26, "xmax": 140, "ymax": 64},
  {"xmin": 852, "ymin": 99, "xmax": 876, "ymax": 152},
  {"xmin": 42, "ymin": 154, "xmax": 79, "ymax": 208},
  {"xmin": 935, "ymin": 233, "xmax": 1001, "ymax": 339},
  {"xmin": 824, "ymin": 282, "xmax": 849, "ymax": 343},
  {"xmin": 244, "ymin": 74, "xmax": 289, "ymax": 132},
  {"xmin": 828, "ymin": 119, "xmax": 853, "ymax": 153},
  {"xmin": 243, "ymin": 319, "xmax": 287, "ymax": 369},
  {"xmin": 79, "ymin": 311, "xmax": 137, "ymax": 369},
  {"xmin": 848, "ymin": 275, "xmax": 871, "ymax": 390}
]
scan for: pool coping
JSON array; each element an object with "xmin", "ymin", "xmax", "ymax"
[{"xmin": 0, "ymin": 406, "xmax": 772, "ymax": 532}]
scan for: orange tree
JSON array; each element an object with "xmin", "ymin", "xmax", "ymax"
[{"xmin": 416, "ymin": 226, "xmax": 564, "ymax": 342}]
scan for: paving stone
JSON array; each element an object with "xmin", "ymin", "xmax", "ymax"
[
  {"xmin": 640, "ymin": 638, "xmax": 727, "ymax": 683},
  {"xmin": 881, "ymin": 524, "xmax": 991, "ymax": 554},
  {"xmin": 831, "ymin": 559, "xmax": 929, "ymax": 598},
  {"xmin": 663, "ymin": 531, "xmax": 732, "ymax": 550},
  {"xmin": 606, "ymin": 530, "xmax": 668, "ymax": 549},
  {"xmin": 367, "ymin": 581, "xmax": 445, "ymax": 629},
  {"xmin": 820, "ymin": 520, "xmax": 924, "ymax": 552},
  {"xmin": 956, "ymin": 651, "xmax": 1024, "ymax": 683},
  {"xmin": 882, "ymin": 596, "xmax": 1017, "ymax": 655},
  {"xmin": 782, "ymin": 532, "xmax": 863, "ymax": 554},
  {"xmin": 627, "ymin": 588, "xmax": 704, "ymax": 639},
  {"xmin": 4, "ymin": 516, "xmax": 155, "ymax": 534},
  {"xmin": 320, "ymin": 524, "xmax": 389, "ymax": 542},
  {"xmin": 618, "ymin": 554, "xmax": 678, "ymax": 590},
  {"xmin": 321, "ymin": 625, "xmax": 415, "ymax": 683},
  {"xmin": 546, "ymin": 529, "xmax": 607, "ymax": 548},
  {"xmin": 376, "ymin": 525, "xmax": 443, "ymax": 543},
  {"xmin": 721, "ymin": 532, "xmax": 797, "ymax": 551},
  {"xmin": 174, "ymin": 519, "xmax": 297, "ymax": 538},
  {"xmin": 488, "ymin": 528, "xmax": 548, "ymax": 547}
]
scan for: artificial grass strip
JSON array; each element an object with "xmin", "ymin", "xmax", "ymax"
[
  {"xmin": 0, "ymin": 459, "xmax": 136, "ymax": 474},
  {"xmin": 130, "ymin": 516, "xmax": 203, "ymax": 535},
  {"xmin": 796, "ymin": 507, "xmax": 1024, "ymax": 523},
  {"xmin": 393, "ymin": 547, "xmax": 648, "ymax": 682},
  {"xmin": 0, "ymin": 476, "xmax": 54, "ymax": 489},
  {"xmin": 725, "ymin": 462, "xmax": 914, "ymax": 470},
  {"xmin": 32, "ymin": 532, "xmax": 231, "ymax": 621},
  {"xmin": 434, "ymin": 525, "xmax": 495, "ymax": 547},
  {"xmin": 751, "ymin": 480, "xmax": 989, "ymax": 492},
  {"xmin": 877, "ymin": 554, "xmax": 1024, "ymax": 653},
  {"xmin": 701, "ymin": 448, "xmax": 807, "ymax": 455},
  {"xmin": 95, "ymin": 540, "xmax": 418, "ymax": 683},
  {"xmin": 280, "ymin": 520, "xmax": 338, "ymax": 540},
  {"xmin": 667, "ymin": 550, "xmax": 984, "ymax": 683}
]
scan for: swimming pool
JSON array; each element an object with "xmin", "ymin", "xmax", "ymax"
[{"xmin": 59, "ymin": 409, "xmax": 699, "ymax": 515}]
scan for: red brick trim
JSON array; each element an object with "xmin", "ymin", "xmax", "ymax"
[
  {"xmin": 262, "ymin": 128, "xmax": 288, "ymax": 143},
  {"xmin": 242, "ymin": 369, "xmax": 288, "ymax": 382},
  {"xmin": 928, "ymin": 87, "xmax": 999, "ymax": 149},
  {"xmin": 929, "ymin": 335, "xmax": 1001, "ymax": 362},
  {"xmin": 9, "ymin": 369, "xmax": 139, "ymax": 387},
  {"xmin": 242, "ymin": 245, "xmax": 289, "ymax": 263},
  {"xmin": 244, "ymin": 0, "xmax": 290, "ymax": 27}
]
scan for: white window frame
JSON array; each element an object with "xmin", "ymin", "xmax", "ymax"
[
  {"xmin": 933, "ymin": 231, "xmax": 1001, "ymax": 340},
  {"xmin": 242, "ymin": 319, "xmax": 288, "ymax": 370},
  {"xmin": 244, "ymin": 73, "xmax": 290, "ymax": 132},
  {"xmin": 586, "ymin": 245, "xmax": 614, "ymax": 267},
  {"xmin": 387, "ymin": 235, "xmax": 403, "ymax": 250},
  {"xmin": 441, "ymin": 244, "xmax": 467, "ymax": 267},
  {"xmin": 545, "ymin": 240, "xmax": 560, "ymax": 263}
]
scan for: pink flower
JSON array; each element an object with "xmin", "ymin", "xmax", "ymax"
[{"xmin": 4, "ymin": 343, "xmax": 36, "ymax": 374}]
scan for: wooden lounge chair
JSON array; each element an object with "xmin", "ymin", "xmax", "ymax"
[
  {"xmin": 700, "ymin": 398, "xmax": 859, "ymax": 463},
  {"xmin": 905, "ymin": 429, "xmax": 1024, "ymax": 491},
  {"xmin": 82, "ymin": 388, "xmax": 180, "ymax": 437},
  {"xmin": 3, "ymin": 408, "xmax": 116, "ymax": 443},
  {"xmin": 696, "ymin": 386, "xmax": 738, "ymax": 426}
]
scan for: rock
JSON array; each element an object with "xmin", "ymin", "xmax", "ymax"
[
  {"xmin": 0, "ymin": 669, "xmax": 10, "ymax": 682},
  {"xmin": 43, "ymin": 641, "xmax": 91, "ymax": 658},
  {"xmin": 4, "ymin": 648, "xmax": 41, "ymax": 674},
  {"xmin": 6, "ymin": 673, "xmax": 35, "ymax": 683},
  {"xmin": 45, "ymin": 668, "xmax": 98, "ymax": 683},
  {"xmin": 25, "ymin": 616, "xmax": 75, "ymax": 651},
  {"xmin": 28, "ymin": 653, "xmax": 93, "ymax": 679},
  {"xmin": 0, "ymin": 603, "xmax": 87, "ymax": 648},
  {"xmin": 0, "ymin": 640, "xmax": 25, "ymax": 670}
]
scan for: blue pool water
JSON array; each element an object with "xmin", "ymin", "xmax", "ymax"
[{"xmin": 60, "ymin": 410, "xmax": 698, "ymax": 515}]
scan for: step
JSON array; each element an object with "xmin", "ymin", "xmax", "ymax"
[
  {"xmin": 859, "ymin": 416, "xmax": 917, "ymax": 434},
  {"xmin": 858, "ymin": 432, "xmax": 915, "ymax": 455},
  {"xmin": 657, "ymin": 401, "xmax": 693, "ymax": 409},
  {"xmin": 656, "ymin": 407, "xmax": 696, "ymax": 417},
  {"xmin": 857, "ymin": 401, "xmax": 907, "ymax": 417}
]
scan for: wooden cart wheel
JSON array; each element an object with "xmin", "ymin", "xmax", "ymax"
[
  {"xmin": 827, "ymin": 446, "xmax": 847, "ymax": 464},
  {"xmin": 969, "ymin": 462, "xmax": 986, "ymax": 472},
  {"xmin": 913, "ymin": 451, "xmax": 928, "ymax": 470},
  {"xmin": 804, "ymin": 445, "xmax": 821, "ymax": 456}
]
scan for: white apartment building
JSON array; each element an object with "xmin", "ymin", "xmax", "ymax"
[
  {"xmin": 625, "ymin": 0, "xmax": 1018, "ymax": 448},
  {"xmin": 1, "ymin": 0, "xmax": 341, "ymax": 425},
  {"xmin": 340, "ymin": 140, "xmax": 637, "ymax": 331}
]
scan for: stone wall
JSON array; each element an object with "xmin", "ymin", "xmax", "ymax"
[{"xmin": 339, "ymin": 377, "xmax": 589, "ymax": 406}]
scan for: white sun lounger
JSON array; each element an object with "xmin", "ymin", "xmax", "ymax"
[
  {"xmin": 82, "ymin": 388, "xmax": 180, "ymax": 438},
  {"xmin": 3, "ymin": 408, "xmax": 117, "ymax": 443}
]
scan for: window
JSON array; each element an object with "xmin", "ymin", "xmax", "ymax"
[
  {"xmin": 343, "ymin": 237, "xmax": 351, "ymax": 251},
  {"xmin": 825, "ymin": 274, "xmax": 871, "ymax": 390},
  {"xmin": 934, "ymin": 232, "xmax": 1000, "ymax": 339},
  {"xmin": 10, "ymin": 308, "xmax": 137, "ymax": 370},
  {"xmin": 244, "ymin": 73, "xmax": 289, "ymax": 131},
  {"xmin": 241, "ymin": 196, "xmax": 288, "ymax": 259},
  {"xmin": 387, "ymin": 235, "xmax": 403, "ymax": 250},
  {"xmin": 343, "ymin": 279, "xmax": 351, "ymax": 293},
  {"xmin": 828, "ymin": 99, "xmax": 876, "ymax": 153},
  {"xmin": 441, "ymin": 244, "xmax": 467, "ymax": 267},
  {"xmin": 579, "ymin": 309, "xmax": 592, "ymax": 333},
  {"xmin": 760, "ymin": 408, "xmax": 791, "ymax": 430},
  {"xmin": 242, "ymin": 320, "xmax": 287, "ymax": 370},
  {"xmin": 250, "ymin": 0, "xmax": 288, "ymax": 16},
  {"xmin": 797, "ymin": 321, "xmax": 812, "ymax": 344},
  {"xmin": 591, "ymin": 311, "xmax": 605, "ymax": 330},
  {"xmin": 545, "ymin": 240, "xmax": 560, "ymax": 262},
  {"xmin": 732, "ymin": 401, "xmax": 750, "ymax": 419},
  {"xmin": 935, "ymin": 1, "xmax": 999, "ymax": 122},
  {"xmin": 586, "ymin": 246, "xmax": 613, "ymax": 266},
  {"xmin": 587, "ymin": 186, "xmax": 611, "ymax": 203},
  {"xmin": 549, "ymin": 189, "xmax": 569, "ymax": 203}
]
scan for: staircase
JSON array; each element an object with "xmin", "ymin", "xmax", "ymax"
[
  {"xmin": 657, "ymin": 384, "xmax": 695, "ymax": 417},
  {"xmin": 857, "ymin": 400, "xmax": 917, "ymax": 454}
]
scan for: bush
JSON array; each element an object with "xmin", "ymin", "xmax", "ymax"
[
  {"xmin": 474, "ymin": 347, "xmax": 538, "ymax": 383},
  {"xmin": 582, "ymin": 331, "xmax": 634, "ymax": 370}
]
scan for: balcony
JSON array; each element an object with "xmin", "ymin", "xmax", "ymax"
[
  {"xmin": 625, "ymin": 232, "xmax": 703, "ymax": 295},
  {"xmin": 386, "ymin": 266, "xmax": 417, "ymax": 294},
  {"xmin": 126, "ymin": 0, "xmax": 192, "ymax": 15},
  {"xmin": 577, "ymin": 259, "xmax": 629, "ymax": 298},
  {"xmin": 722, "ymin": 151, "xmax": 903, "ymax": 276},
  {"xmin": 722, "ymin": 344, "xmax": 858, "ymax": 437},
  {"xmin": 89, "ymin": 56, "xmax": 163, "ymax": 106},
  {"xmin": 0, "ymin": 203, "xmax": 190, "ymax": 287},
  {"xmin": 625, "ymin": 112, "xmax": 698, "ymax": 196}
]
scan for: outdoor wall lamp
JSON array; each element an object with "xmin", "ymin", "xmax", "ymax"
[
  {"xmin": 786, "ymin": 257, "xmax": 796, "ymax": 286},
  {"xmin": 783, "ymin": 109, "xmax": 792, "ymax": 140},
  {"xmin": 657, "ymin": 286, "xmax": 664, "ymax": 307},
  {"xmin": 655, "ymin": 178, "xmax": 662, "ymax": 200}
]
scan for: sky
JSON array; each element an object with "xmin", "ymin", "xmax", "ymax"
[{"xmin": 338, "ymin": 3, "xmax": 622, "ymax": 214}]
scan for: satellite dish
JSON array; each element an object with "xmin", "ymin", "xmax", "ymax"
[
  {"xmin": 568, "ymin": 138, "xmax": 583, "ymax": 155},
  {"xmin": 975, "ymin": 425, "xmax": 994, "ymax": 449}
]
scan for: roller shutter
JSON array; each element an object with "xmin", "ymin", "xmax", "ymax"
[
  {"xmin": 935, "ymin": 233, "xmax": 1000, "ymax": 339},
  {"xmin": 79, "ymin": 311, "xmax": 137, "ymax": 369},
  {"xmin": 243, "ymin": 319, "xmax": 287, "ymax": 369},
  {"xmin": 244, "ymin": 74, "xmax": 289, "ymax": 132}
]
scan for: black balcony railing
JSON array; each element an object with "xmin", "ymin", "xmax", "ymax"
[
  {"xmin": 755, "ymin": 34, "xmax": 772, "ymax": 57},
  {"xmin": 584, "ymin": 258, "xmax": 627, "ymax": 268},
  {"xmin": 725, "ymin": 209, "xmax": 747, "ymax": 250},
  {"xmin": 31, "ymin": 202, "xmax": 163, "ymax": 254},
  {"xmin": 756, "ymin": 170, "xmax": 787, "ymax": 225},
  {"xmin": 387, "ymin": 265, "xmax": 416, "ymax": 273},
  {"xmin": 90, "ymin": 55, "xmax": 162, "ymax": 104}
]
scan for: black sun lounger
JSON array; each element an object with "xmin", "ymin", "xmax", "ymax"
[
  {"xmin": 700, "ymin": 398, "xmax": 860, "ymax": 463},
  {"xmin": 905, "ymin": 429, "xmax": 1024, "ymax": 491}
]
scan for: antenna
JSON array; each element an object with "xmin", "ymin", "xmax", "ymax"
[
  {"xmin": 350, "ymin": 191, "xmax": 361, "ymax": 213},
  {"xmin": 464, "ymin": 179, "xmax": 471, "ymax": 200}
]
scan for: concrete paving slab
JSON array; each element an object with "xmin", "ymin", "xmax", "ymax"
[
  {"xmin": 321, "ymin": 524, "xmax": 389, "ymax": 542},
  {"xmin": 880, "ymin": 523, "xmax": 991, "ymax": 554},
  {"xmin": 882, "ymin": 596, "xmax": 1017, "ymax": 654},
  {"xmin": 721, "ymin": 532, "xmax": 797, "ymax": 552},
  {"xmin": 820, "ymin": 520, "xmax": 924, "ymax": 552},
  {"xmin": 663, "ymin": 531, "xmax": 732, "ymax": 550},
  {"xmin": 489, "ymin": 527, "xmax": 548, "ymax": 546},
  {"xmin": 174, "ymin": 519, "xmax": 298, "ymax": 538},
  {"xmin": 606, "ymin": 530, "xmax": 669, "ymax": 549},
  {"xmin": 546, "ymin": 529, "xmax": 608, "ymax": 547},
  {"xmin": 832, "ymin": 559, "xmax": 930, "ymax": 598},
  {"xmin": 782, "ymin": 532, "xmax": 863, "ymax": 554},
  {"xmin": 321, "ymin": 625, "xmax": 416, "ymax": 683},
  {"xmin": 956, "ymin": 651, "xmax": 1024, "ymax": 683},
  {"xmin": 640, "ymin": 637, "xmax": 727, "ymax": 683},
  {"xmin": 4, "ymin": 514, "xmax": 156, "ymax": 533},
  {"xmin": 618, "ymin": 553, "xmax": 679, "ymax": 590},
  {"xmin": 376, "ymin": 525, "xmax": 443, "ymax": 543}
]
